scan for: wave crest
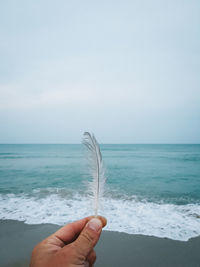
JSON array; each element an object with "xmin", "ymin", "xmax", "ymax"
[{"xmin": 0, "ymin": 189, "xmax": 200, "ymax": 241}]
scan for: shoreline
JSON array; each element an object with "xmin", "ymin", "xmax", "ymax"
[{"xmin": 1, "ymin": 220, "xmax": 200, "ymax": 267}]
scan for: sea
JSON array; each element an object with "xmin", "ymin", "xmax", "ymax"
[{"xmin": 0, "ymin": 144, "xmax": 200, "ymax": 241}]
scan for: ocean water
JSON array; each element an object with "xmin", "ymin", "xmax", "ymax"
[{"xmin": 0, "ymin": 144, "xmax": 200, "ymax": 241}]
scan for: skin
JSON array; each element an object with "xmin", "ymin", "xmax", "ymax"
[{"xmin": 30, "ymin": 216, "xmax": 107, "ymax": 267}]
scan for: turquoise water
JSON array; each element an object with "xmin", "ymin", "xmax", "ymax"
[
  {"xmin": 0, "ymin": 144, "xmax": 200, "ymax": 240},
  {"xmin": 1, "ymin": 144, "xmax": 200, "ymax": 203},
  {"xmin": 0, "ymin": 144, "xmax": 83, "ymax": 194}
]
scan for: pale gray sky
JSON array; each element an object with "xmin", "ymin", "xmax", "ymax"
[{"xmin": 0, "ymin": 0, "xmax": 200, "ymax": 143}]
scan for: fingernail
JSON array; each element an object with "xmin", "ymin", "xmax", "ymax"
[{"xmin": 87, "ymin": 218, "xmax": 102, "ymax": 232}]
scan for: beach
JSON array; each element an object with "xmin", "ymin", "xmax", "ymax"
[{"xmin": 1, "ymin": 220, "xmax": 200, "ymax": 267}]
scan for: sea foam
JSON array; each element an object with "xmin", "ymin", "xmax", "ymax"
[{"xmin": 0, "ymin": 190, "xmax": 200, "ymax": 241}]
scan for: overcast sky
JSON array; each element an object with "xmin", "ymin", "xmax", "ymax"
[{"xmin": 0, "ymin": 0, "xmax": 200, "ymax": 144}]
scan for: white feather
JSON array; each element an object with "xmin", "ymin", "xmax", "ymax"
[{"xmin": 82, "ymin": 132, "xmax": 106, "ymax": 216}]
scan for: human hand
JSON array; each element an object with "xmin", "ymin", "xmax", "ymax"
[{"xmin": 30, "ymin": 216, "xmax": 107, "ymax": 267}]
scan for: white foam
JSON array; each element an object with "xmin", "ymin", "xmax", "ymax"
[{"xmin": 0, "ymin": 191, "xmax": 200, "ymax": 241}]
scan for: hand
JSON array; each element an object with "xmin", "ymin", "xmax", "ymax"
[{"xmin": 30, "ymin": 216, "xmax": 107, "ymax": 267}]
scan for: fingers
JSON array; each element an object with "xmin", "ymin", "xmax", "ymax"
[
  {"xmin": 54, "ymin": 216, "xmax": 93, "ymax": 245},
  {"xmin": 86, "ymin": 249, "xmax": 96, "ymax": 267},
  {"xmin": 54, "ymin": 216, "xmax": 107, "ymax": 245},
  {"xmin": 72, "ymin": 217, "xmax": 104, "ymax": 258},
  {"xmin": 97, "ymin": 216, "xmax": 107, "ymax": 228}
]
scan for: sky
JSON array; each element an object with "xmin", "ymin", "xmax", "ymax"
[{"xmin": 0, "ymin": 0, "xmax": 200, "ymax": 144}]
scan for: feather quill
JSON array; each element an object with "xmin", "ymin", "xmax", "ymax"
[{"xmin": 82, "ymin": 132, "xmax": 105, "ymax": 216}]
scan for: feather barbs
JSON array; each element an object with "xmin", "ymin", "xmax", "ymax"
[{"xmin": 82, "ymin": 132, "xmax": 106, "ymax": 216}]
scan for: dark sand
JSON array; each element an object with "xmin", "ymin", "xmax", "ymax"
[{"xmin": 0, "ymin": 220, "xmax": 200, "ymax": 267}]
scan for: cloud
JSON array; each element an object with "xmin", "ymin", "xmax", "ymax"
[{"xmin": 0, "ymin": 0, "xmax": 200, "ymax": 143}]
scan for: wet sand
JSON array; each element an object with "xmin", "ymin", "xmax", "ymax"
[{"xmin": 0, "ymin": 220, "xmax": 200, "ymax": 267}]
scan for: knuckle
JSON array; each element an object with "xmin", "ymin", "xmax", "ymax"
[
  {"xmin": 87, "ymin": 250, "xmax": 97, "ymax": 267},
  {"xmin": 73, "ymin": 229, "xmax": 98, "ymax": 258},
  {"xmin": 32, "ymin": 244, "xmax": 39, "ymax": 255},
  {"xmin": 71, "ymin": 243, "xmax": 85, "ymax": 261},
  {"xmin": 91, "ymin": 251, "xmax": 96, "ymax": 263},
  {"xmin": 81, "ymin": 230, "xmax": 96, "ymax": 244}
]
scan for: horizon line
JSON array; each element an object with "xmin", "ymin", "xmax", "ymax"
[{"xmin": 0, "ymin": 143, "xmax": 200, "ymax": 145}]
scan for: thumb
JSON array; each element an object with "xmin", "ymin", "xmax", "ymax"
[{"xmin": 73, "ymin": 218, "xmax": 102, "ymax": 258}]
